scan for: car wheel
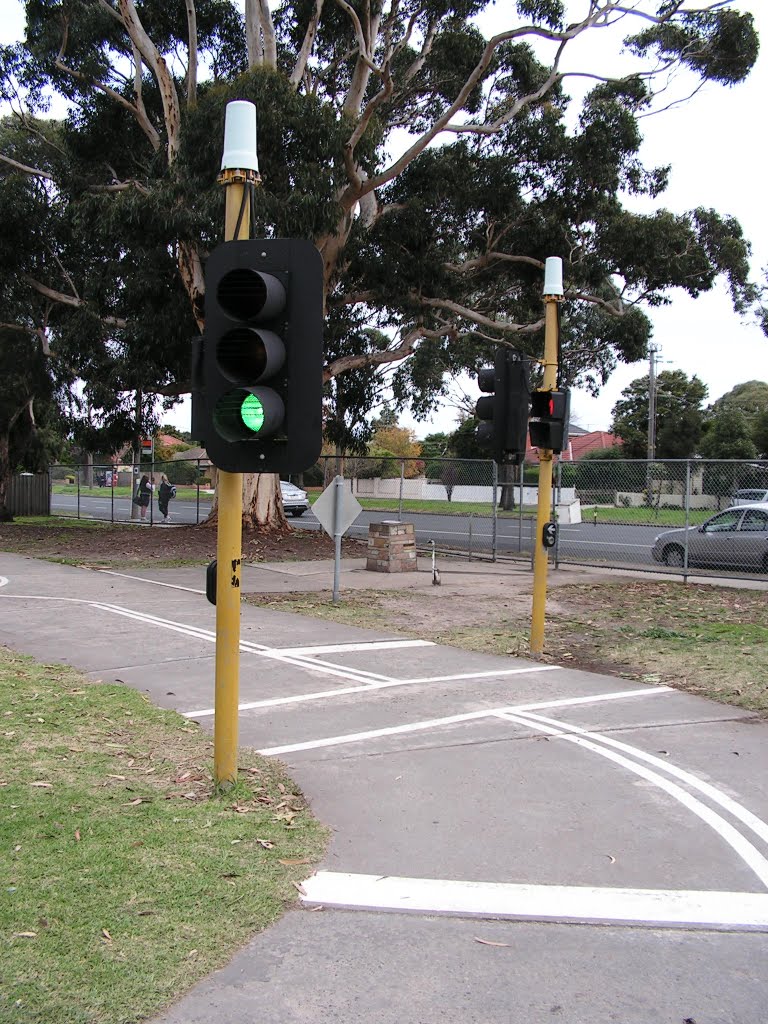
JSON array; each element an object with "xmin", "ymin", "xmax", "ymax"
[
  {"xmin": 762, "ymin": 553, "xmax": 768, "ymax": 574},
  {"xmin": 291, "ymin": 509, "xmax": 305, "ymax": 517},
  {"xmin": 663, "ymin": 545, "xmax": 685, "ymax": 568}
]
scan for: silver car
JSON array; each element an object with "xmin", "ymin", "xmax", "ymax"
[
  {"xmin": 280, "ymin": 480, "xmax": 310, "ymax": 517},
  {"xmin": 651, "ymin": 502, "xmax": 768, "ymax": 572}
]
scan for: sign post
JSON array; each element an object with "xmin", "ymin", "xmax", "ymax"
[{"xmin": 311, "ymin": 477, "xmax": 362, "ymax": 602}]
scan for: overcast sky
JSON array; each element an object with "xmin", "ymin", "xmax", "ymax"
[{"xmin": 3, "ymin": 1, "xmax": 766, "ymax": 438}]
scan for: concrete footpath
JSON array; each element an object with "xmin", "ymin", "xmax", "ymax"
[{"xmin": 1, "ymin": 551, "xmax": 768, "ymax": 1023}]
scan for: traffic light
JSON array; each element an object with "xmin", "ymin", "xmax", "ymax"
[
  {"xmin": 528, "ymin": 389, "xmax": 571, "ymax": 454},
  {"xmin": 475, "ymin": 349, "xmax": 530, "ymax": 464},
  {"xmin": 192, "ymin": 238, "xmax": 324, "ymax": 474}
]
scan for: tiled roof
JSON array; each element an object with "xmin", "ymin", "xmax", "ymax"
[{"xmin": 526, "ymin": 430, "xmax": 621, "ymax": 463}]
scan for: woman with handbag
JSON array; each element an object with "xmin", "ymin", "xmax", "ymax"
[{"xmin": 134, "ymin": 474, "xmax": 153, "ymax": 522}]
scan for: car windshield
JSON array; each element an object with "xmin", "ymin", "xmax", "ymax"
[{"xmin": 703, "ymin": 510, "xmax": 743, "ymax": 532}]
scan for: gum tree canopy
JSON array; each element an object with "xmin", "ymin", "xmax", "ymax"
[{"xmin": 0, "ymin": 0, "xmax": 760, "ymax": 525}]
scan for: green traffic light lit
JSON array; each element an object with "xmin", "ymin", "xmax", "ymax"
[{"xmin": 240, "ymin": 392, "xmax": 265, "ymax": 433}]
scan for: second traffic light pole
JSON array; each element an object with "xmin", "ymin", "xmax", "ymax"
[
  {"xmin": 530, "ymin": 258, "xmax": 563, "ymax": 656},
  {"xmin": 213, "ymin": 103, "xmax": 260, "ymax": 787}
]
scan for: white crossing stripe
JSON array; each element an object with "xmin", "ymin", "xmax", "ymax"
[
  {"xmin": 299, "ymin": 872, "xmax": 768, "ymax": 930},
  {"xmin": 256, "ymin": 685, "xmax": 671, "ymax": 756},
  {"xmin": 261, "ymin": 639, "xmax": 434, "ymax": 657}
]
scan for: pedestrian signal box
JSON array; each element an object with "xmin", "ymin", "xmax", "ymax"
[{"xmin": 528, "ymin": 389, "xmax": 570, "ymax": 454}]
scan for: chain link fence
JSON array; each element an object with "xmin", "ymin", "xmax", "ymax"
[
  {"xmin": 49, "ymin": 460, "xmax": 213, "ymax": 526},
  {"xmin": 47, "ymin": 456, "xmax": 768, "ymax": 580}
]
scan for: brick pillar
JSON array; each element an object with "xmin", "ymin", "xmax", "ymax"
[{"xmin": 366, "ymin": 521, "xmax": 418, "ymax": 573}]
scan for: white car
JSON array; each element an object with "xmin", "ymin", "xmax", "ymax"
[
  {"xmin": 280, "ymin": 480, "xmax": 310, "ymax": 517},
  {"xmin": 732, "ymin": 489, "xmax": 768, "ymax": 505}
]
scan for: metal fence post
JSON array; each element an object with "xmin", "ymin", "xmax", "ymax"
[
  {"xmin": 553, "ymin": 460, "xmax": 562, "ymax": 569},
  {"xmin": 491, "ymin": 460, "xmax": 498, "ymax": 562},
  {"xmin": 468, "ymin": 512, "xmax": 473, "ymax": 560},
  {"xmin": 518, "ymin": 461, "xmax": 525, "ymax": 553},
  {"xmin": 110, "ymin": 467, "xmax": 115, "ymax": 523},
  {"xmin": 196, "ymin": 459, "xmax": 201, "ymax": 524},
  {"xmin": 683, "ymin": 460, "xmax": 691, "ymax": 580},
  {"xmin": 76, "ymin": 465, "xmax": 81, "ymax": 520}
]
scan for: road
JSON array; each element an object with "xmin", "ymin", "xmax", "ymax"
[{"xmin": 51, "ymin": 491, "xmax": 667, "ymax": 569}]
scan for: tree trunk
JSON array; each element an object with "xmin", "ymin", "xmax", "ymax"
[
  {"xmin": 499, "ymin": 463, "xmax": 516, "ymax": 511},
  {"xmin": 206, "ymin": 471, "xmax": 287, "ymax": 530},
  {"xmin": 85, "ymin": 451, "xmax": 94, "ymax": 489}
]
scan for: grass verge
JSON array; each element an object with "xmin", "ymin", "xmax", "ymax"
[
  {"xmin": 0, "ymin": 647, "xmax": 327, "ymax": 1024},
  {"xmin": 245, "ymin": 581, "xmax": 768, "ymax": 714}
]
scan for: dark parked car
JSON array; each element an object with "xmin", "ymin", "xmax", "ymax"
[{"xmin": 651, "ymin": 503, "xmax": 768, "ymax": 572}]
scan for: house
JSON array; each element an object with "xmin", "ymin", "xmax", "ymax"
[{"xmin": 526, "ymin": 426, "xmax": 621, "ymax": 463}]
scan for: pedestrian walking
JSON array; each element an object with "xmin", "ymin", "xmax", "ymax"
[
  {"xmin": 158, "ymin": 474, "xmax": 176, "ymax": 523},
  {"xmin": 134, "ymin": 473, "xmax": 153, "ymax": 522}
]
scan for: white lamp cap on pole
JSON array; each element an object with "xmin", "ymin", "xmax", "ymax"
[
  {"xmin": 543, "ymin": 256, "xmax": 564, "ymax": 297},
  {"xmin": 221, "ymin": 100, "xmax": 259, "ymax": 172}
]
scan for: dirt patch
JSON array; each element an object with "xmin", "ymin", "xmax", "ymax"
[{"xmin": 0, "ymin": 520, "xmax": 368, "ymax": 568}]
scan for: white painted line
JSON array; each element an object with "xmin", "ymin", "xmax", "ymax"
[
  {"xmin": 400, "ymin": 666, "xmax": 558, "ymax": 685},
  {"xmin": 94, "ymin": 569, "xmax": 205, "ymax": 595},
  {"xmin": 256, "ymin": 686, "xmax": 671, "ymax": 756},
  {"xmin": 0, "ymin": 593, "xmax": 411, "ymax": 689},
  {"xmin": 299, "ymin": 872, "xmax": 768, "ymax": 930},
  {"xmin": 264, "ymin": 639, "xmax": 434, "ymax": 657},
  {"xmin": 515, "ymin": 711, "xmax": 768, "ymax": 848},
  {"xmin": 0, "ymin": 576, "xmax": 8, "ymax": 589},
  {"xmin": 182, "ymin": 663, "xmax": 561, "ymax": 719},
  {"xmin": 499, "ymin": 713, "xmax": 768, "ymax": 890}
]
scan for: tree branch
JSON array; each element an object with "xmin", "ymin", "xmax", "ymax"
[
  {"xmin": 0, "ymin": 153, "xmax": 54, "ymax": 180},
  {"xmin": 290, "ymin": 0, "xmax": 325, "ymax": 89},
  {"xmin": 23, "ymin": 276, "xmax": 128, "ymax": 329},
  {"xmin": 324, "ymin": 326, "xmax": 423, "ymax": 381},
  {"xmin": 185, "ymin": 0, "xmax": 198, "ymax": 106},
  {"xmin": 418, "ymin": 296, "xmax": 545, "ymax": 335},
  {"xmin": 118, "ymin": 0, "xmax": 181, "ymax": 162}
]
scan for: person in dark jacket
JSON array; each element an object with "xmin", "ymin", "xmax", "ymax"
[
  {"xmin": 157, "ymin": 473, "xmax": 175, "ymax": 523},
  {"xmin": 135, "ymin": 474, "xmax": 153, "ymax": 521}
]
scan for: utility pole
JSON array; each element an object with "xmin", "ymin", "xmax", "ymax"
[
  {"xmin": 530, "ymin": 257, "xmax": 563, "ymax": 655},
  {"xmin": 213, "ymin": 101, "xmax": 260, "ymax": 787},
  {"xmin": 648, "ymin": 343, "xmax": 658, "ymax": 462},
  {"xmin": 646, "ymin": 343, "xmax": 658, "ymax": 505}
]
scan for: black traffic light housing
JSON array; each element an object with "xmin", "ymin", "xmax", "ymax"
[
  {"xmin": 192, "ymin": 238, "xmax": 323, "ymax": 474},
  {"xmin": 528, "ymin": 389, "xmax": 571, "ymax": 454},
  {"xmin": 475, "ymin": 349, "xmax": 530, "ymax": 464}
]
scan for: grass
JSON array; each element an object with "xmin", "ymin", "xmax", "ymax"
[
  {"xmin": 342, "ymin": 496, "xmax": 535, "ymax": 517},
  {"xmin": 51, "ymin": 486, "xmax": 204, "ymax": 501},
  {"xmin": 587, "ymin": 506, "xmax": 713, "ymax": 526},
  {"xmin": 245, "ymin": 581, "xmax": 768, "ymax": 715},
  {"xmin": 0, "ymin": 648, "xmax": 327, "ymax": 1024},
  {"xmin": 9, "ymin": 516, "xmax": 111, "ymax": 530}
]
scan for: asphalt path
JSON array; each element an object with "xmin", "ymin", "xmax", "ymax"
[
  {"xmin": 51, "ymin": 492, "xmax": 666, "ymax": 568},
  {"xmin": 1, "ymin": 553, "xmax": 767, "ymax": 1023}
]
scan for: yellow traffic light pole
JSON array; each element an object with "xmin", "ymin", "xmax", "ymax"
[
  {"xmin": 530, "ymin": 260, "xmax": 563, "ymax": 655},
  {"xmin": 212, "ymin": 102, "xmax": 261, "ymax": 787}
]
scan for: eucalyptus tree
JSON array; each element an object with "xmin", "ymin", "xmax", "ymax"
[{"xmin": 0, "ymin": 0, "xmax": 760, "ymax": 525}]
